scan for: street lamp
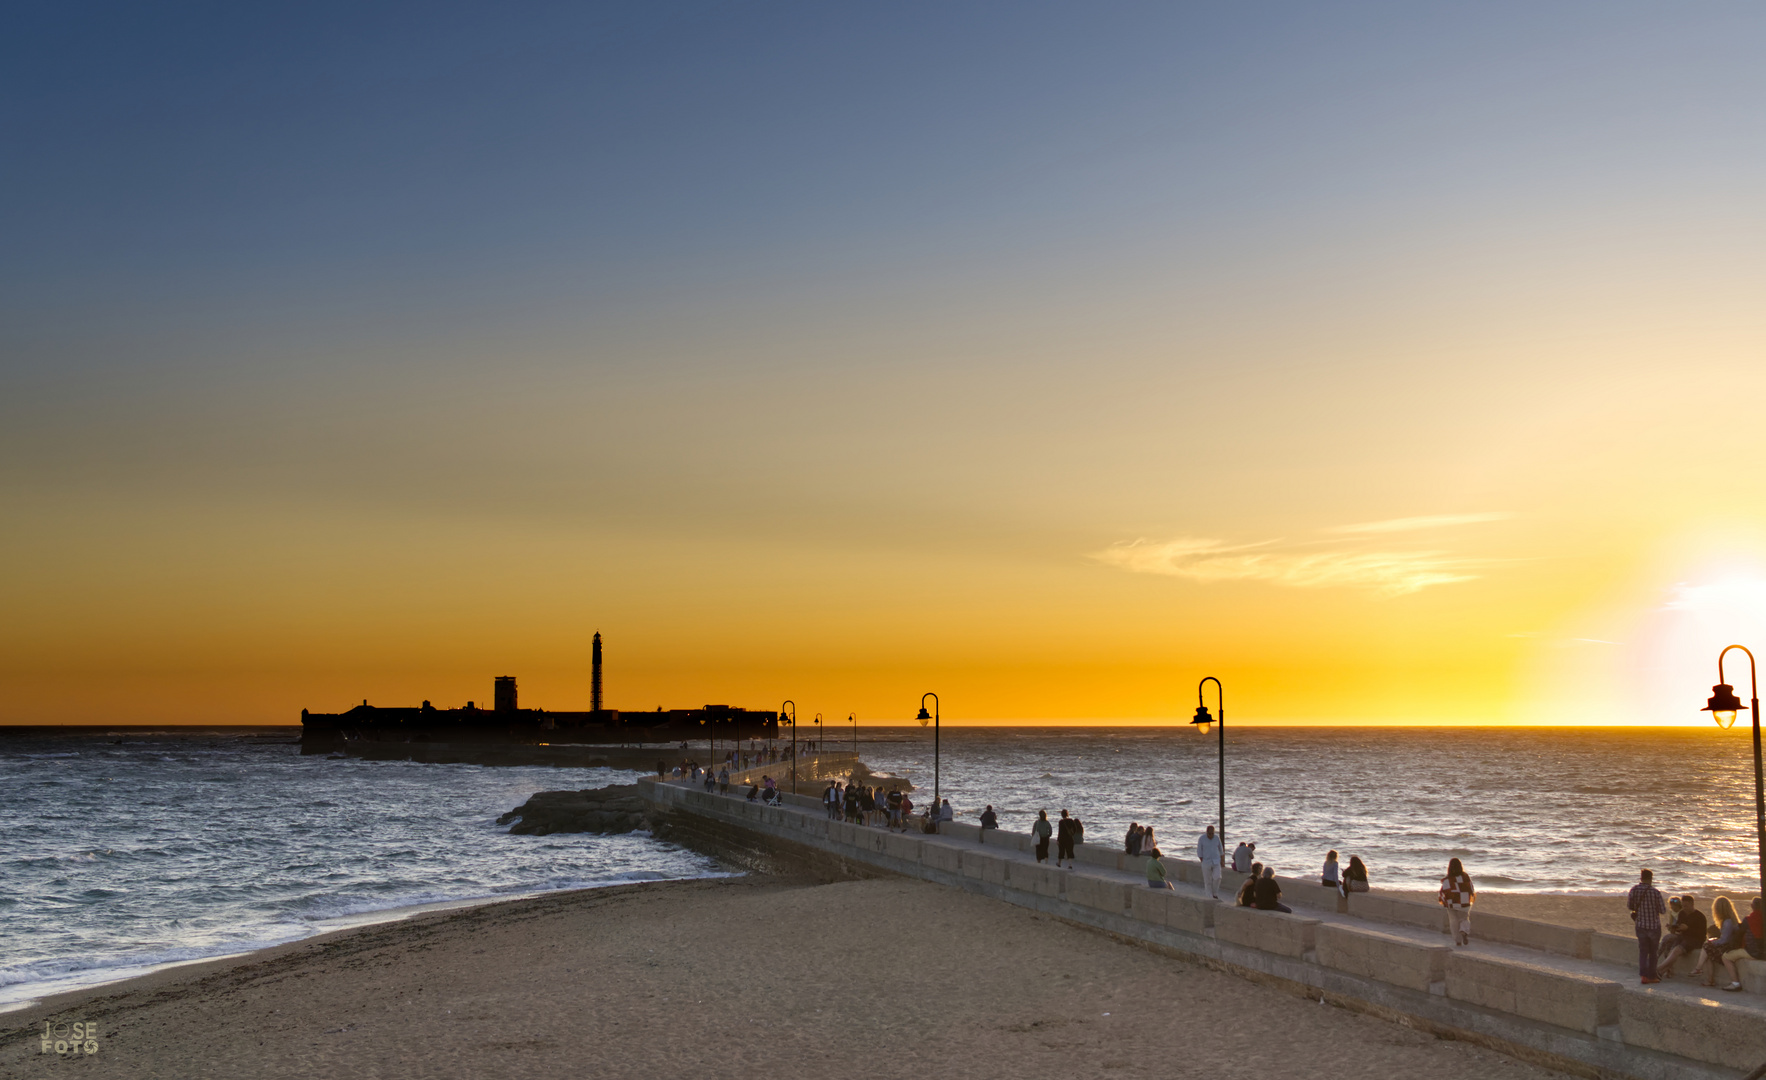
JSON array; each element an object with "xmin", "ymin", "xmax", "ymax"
[
  {"xmin": 1701, "ymin": 645, "xmax": 1766, "ymax": 902},
  {"xmin": 813, "ymin": 712, "xmax": 822, "ymax": 755},
  {"xmin": 849, "ymin": 712, "xmax": 858, "ymax": 757},
  {"xmin": 780, "ymin": 700, "xmax": 797, "ymax": 794},
  {"xmin": 916, "ymin": 692, "xmax": 940, "ymax": 805},
  {"xmin": 1189, "ymin": 676, "xmax": 1225, "ymax": 852}
]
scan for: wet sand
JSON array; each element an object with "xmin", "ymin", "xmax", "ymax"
[{"xmin": 1, "ymin": 875, "xmax": 1570, "ymax": 1080}]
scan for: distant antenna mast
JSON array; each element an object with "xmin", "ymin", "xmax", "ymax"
[{"xmin": 590, "ymin": 632, "xmax": 604, "ymax": 713}]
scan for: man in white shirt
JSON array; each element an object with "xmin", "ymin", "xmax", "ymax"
[{"xmin": 1196, "ymin": 825, "xmax": 1223, "ymax": 899}]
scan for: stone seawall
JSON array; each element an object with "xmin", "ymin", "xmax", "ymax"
[{"xmin": 641, "ymin": 777, "xmax": 1766, "ymax": 1080}]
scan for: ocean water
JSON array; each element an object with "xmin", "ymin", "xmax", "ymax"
[
  {"xmin": 6, "ymin": 725, "xmax": 1763, "ymax": 1012},
  {"xmin": 0, "ymin": 731, "xmax": 720, "ymax": 1011},
  {"xmin": 848, "ymin": 725, "xmax": 1766, "ymax": 898}
]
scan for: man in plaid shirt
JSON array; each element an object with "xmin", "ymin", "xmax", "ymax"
[{"xmin": 1628, "ymin": 868, "xmax": 1668, "ymax": 983}]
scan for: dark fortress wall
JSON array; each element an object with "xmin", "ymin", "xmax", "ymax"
[{"xmin": 300, "ymin": 702, "xmax": 780, "ymax": 751}]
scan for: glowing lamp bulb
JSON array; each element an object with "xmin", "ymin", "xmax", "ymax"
[{"xmin": 1703, "ymin": 683, "xmax": 1745, "ymax": 730}]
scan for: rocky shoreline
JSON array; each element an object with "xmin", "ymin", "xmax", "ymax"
[{"xmin": 496, "ymin": 784, "xmax": 655, "ymax": 835}]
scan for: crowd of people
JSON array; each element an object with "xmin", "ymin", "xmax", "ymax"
[
  {"xmin": 660, "ymin": 764, "xmax": 1766, "ymax": 991},
  {"xmin": 1627, "ymin": 868, "xmax": 1764, "ymax": 990},
  {"xmin": 817, "ymin": 779, "xmax": 956, "ymax": 834}
]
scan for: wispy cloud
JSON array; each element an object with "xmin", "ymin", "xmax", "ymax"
[
  {"xmin": 1326, "ymin": 512, "xmax": 1513, "ymax": 535},
  {"xmin": 1092, "ymin": 538, "xmax": 1484, "ymax": 596}
]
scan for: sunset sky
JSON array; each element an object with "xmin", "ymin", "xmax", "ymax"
[{"xmin": 5, "ymin": 3, "xmax": 1766, "ymax": 726}]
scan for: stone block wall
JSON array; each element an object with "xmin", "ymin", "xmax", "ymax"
[
  {"xmin": 1445, "ymin": 952, "xmax": 1618, "ymax": 1035},
  {"xmin": 1618, "ymin": 985, "xmax": 1766, "ymax": 1070},
  {"xmin": 1214, "ymin": 905, "xmax": 1319, "ymax": 958},
  {"xmin": 1315, "ymin": 923, "xmax": 1447, "ymax": 993}
]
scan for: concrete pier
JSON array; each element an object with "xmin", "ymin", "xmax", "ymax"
[{"xmin": 641, "ymin": 776, "xmax": 1766, "ymax": 1080}]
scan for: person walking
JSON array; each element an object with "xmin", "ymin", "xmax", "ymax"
[
  {"xmin": 1627, "ymin": 867, "xmax": 1667, "ymax": 983},
  {"xmin": 1438, "ymin": 858, "xmax": 1475, "ymax": 946},
  {"xmin": 1032, "ymin": 810, "xmax": 1053, "ymax": 863},
  {"xmin": 1196, "ymin": 825, "xmax": 1223, "ymax": 900},
  {"xmin": 1055, "ymin": 810, "xmax": 1076, "ymax": 868}
]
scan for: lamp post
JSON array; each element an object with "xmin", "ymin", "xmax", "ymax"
[
  {"xmin": 849, "ymin": 712, "xmax": 858, "ymax": 758},
  {"xmin": 1188, "ymin": 676, "xmax": 1225, "ymax": 852},
  {"xmin": 1701, "ymin": 645, "xmax": 1766, "ymax": 902},
  {"xmin": 780, "ymin": 700, "xmax": 797, "ymax": 794},
  {"xmin": 813, "ymin": 712, "xmax": 822, "ymax": 756},
  {"xmin": 916, "ymin": 693, "xmax": 940, "ymax": 805}
]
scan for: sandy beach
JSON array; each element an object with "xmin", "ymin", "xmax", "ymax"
[{"xmin": 1, "ymin": 874, "xmax": 1573, "ymax": 1080}]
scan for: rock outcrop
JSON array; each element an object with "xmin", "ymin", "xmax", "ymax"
[{"xmin": 498, "ymin": 785, "xmax": 653, "ymax": 836}]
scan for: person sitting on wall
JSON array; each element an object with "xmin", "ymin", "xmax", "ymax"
[
  {"xmin": 979, "ymin": 805, "xmax": 998, "ymax": 834},
  {"xmin": 1146, "ymin": 848, "xmax": 1173, "ymax": 890},
  {"xmin": 1343, "ymin": 855, "xmax": 1370, "ymax": 893},
  {"xmin": 746, "ymin": 784, "xmax": 760, "ymax": 802},
  {"xmin": 1254, "ymin": 866, "xmax": 1293, "ymax": 913},
  {"xmin": 1236, "ymin": 863, "xmax": 1263, "ymax": 907}
]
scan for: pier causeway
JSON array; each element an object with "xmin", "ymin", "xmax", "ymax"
[{"xmin": 642, "ymin": 775, "xmax": 1766, "ymax": 1080}]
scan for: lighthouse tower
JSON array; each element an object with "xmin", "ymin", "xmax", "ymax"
[{"xmin": 590, "ymin": 632, "xmax": 604, "ymax": 713}]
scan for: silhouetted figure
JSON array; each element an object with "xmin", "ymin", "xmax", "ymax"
[{"xmin": 1055, "ymin": 810, "xmax": 1076, "ymax": 868}]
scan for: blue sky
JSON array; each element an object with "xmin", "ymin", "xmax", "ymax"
[{"xmin": 4, "ymin": 3, "xmax": 1766, "ymax": 723}]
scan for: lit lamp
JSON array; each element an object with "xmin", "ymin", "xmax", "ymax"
[
  {"xmin": 1699, "ymin": 645, "xmax": 1766, "ymax": 904},
  {"xmin": 1189, "ymin": 676, "xmax": 1226, "ymax": 852},
  {"xmin": 780, "ymin": 700, "xmax": 797, "ymax": 794},
  {"xmin": 1705, "ymin": 682, "xmax": 1744, "ymax": 729},
  {"xmin": 916, "ymin": 692, "xmax": 940, "ymax": 805}
]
